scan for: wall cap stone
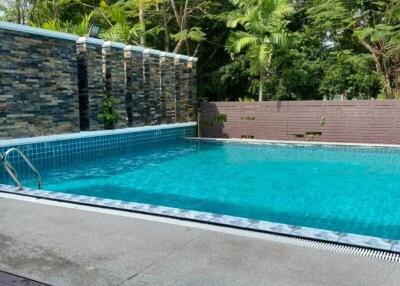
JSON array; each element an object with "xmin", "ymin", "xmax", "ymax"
[
  {"xmin": 102, "ymin": 41, "xmax": 126, "ymax": 49},
  {"xmin": 144, "ymin": 48, "xmax": 162, "ymax": 56},
  {"xmin": 0, "ymin": 22, "xmax": 200, "ymax": 62},
  {"xmin": 77, "ymin": 36, "xmax": 104, "ymax": 45},
  {"xmin": 0, "ymin": 21, "xmax": 80, "ymax": 41},
  {"xmin": 160, "ymin": 52, "xmax": 177, "ymax": 58},
  {"xmin": 175, "ymin": 54, "xmax": 190, "ymax": 61},
  {"xmin": 0, "ymin": 122, "xmax": 197, "ymax": 148},
  {"xmin": 124, "ymin": 45, "xmax": 145, "ymax": 52},
  {"xmin": 124, "ymin": 44, "xmax": 198, "ymax": 61}
]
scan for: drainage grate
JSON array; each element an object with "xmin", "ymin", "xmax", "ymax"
[{"xmin": 235, "ymin": 229, "xmax": 400, "ymax": 263}]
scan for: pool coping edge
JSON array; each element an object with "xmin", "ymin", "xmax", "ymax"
[
  {"xmin": 0, "ymin": 122, "xmax": 197, "ymax": 148},
  {"xmin": 0, "ymin": 184, "xmax": 398, "ymax": 254},
  {"xmin": 192, "ymin": 137, "xmax": 400, "ymax": 149}
]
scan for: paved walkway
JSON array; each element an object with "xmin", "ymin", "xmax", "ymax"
[{"xmin": 0, "ymin": 195, "xmax": 399, "ymax": 286}]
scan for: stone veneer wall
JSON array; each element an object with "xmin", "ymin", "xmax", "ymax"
[
  {"xmin": 0, "ymin": 22, "xmax": 197, "ymax": 139},
  {"xmin": 148, "ymin": 50, "xmax": 163, "ymax": 125},
  {"xmin": 187, "ymin": 58, "xmax": 197, "ymax": 121},
  {"xmin": 76, "ymin": 37, "xmax": 104, "ymax": 131},
  {"xmin": 174, "ymin": 56, "xmax": 185, "ymax": 122},
  {"xmin": 125, "ymin": 46, "xmax": 146, "ymax": 126},
  {"xmin": 0, "ymin": 24, "xmax": 80, "ymax": 138},
  {"xmin": 102, "ymin": 41, "xmax": 127, "ymax": 129},
  {"xmin": 160, "ymin": 53, "xmax": 176, "ymax": 123}
]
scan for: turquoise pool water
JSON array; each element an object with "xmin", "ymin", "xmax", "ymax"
[{"xmin": 13, "ymin": 140, "xmax": 400, "ymax": 240}]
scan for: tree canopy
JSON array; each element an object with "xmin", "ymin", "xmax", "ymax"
[{"xmin": 1, "ymin": 0, "xmax": 399, "ymax": 101}]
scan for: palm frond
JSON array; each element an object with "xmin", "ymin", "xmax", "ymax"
[{"xmin": 226, "ymin": 31, "xmax": 259, "ymax": 54}]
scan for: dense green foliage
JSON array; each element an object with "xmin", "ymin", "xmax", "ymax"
[
  {"xmin": 225, "ymin": 0, "xmax": 292, "ymax": 101},
  {"xmin": 1, "ymin": 0, "xmax": 399, "ymax": 101},
  {"xmin": 99, "ymin": 96, "xmax": 120, "ymax": 129}
]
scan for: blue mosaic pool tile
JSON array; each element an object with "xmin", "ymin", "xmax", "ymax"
[
  {"xmin": 338, "ymin": 233, "xmax": 393, "ymax": 251},
  {"xmin": 0, "ymin": 123, "xmax": 197, "ymax": 184},
  {"xmin": 210, "ymin": 215, "xmax": 253, "ymax": 228},
  {"xmin": 175, "ymin": 209, "xmax": 214, "ymax": 221},
  {"xmin": 0, "ymin": 184, "xmax": 17, "ymax": 192},
  {"xmin": 248, "ymin": 220, "xmax": 294, "ymax": 234},
  {"xmin": 123, "ymin": 202, "xmax": 145, "ymax": 211},
  {"xmin": 152, "ymin": 206, "xmax": 183, "ymax": 217},
  {"xmin": 291, "ymin": 227, "xmax": 341, "ymax": 242},
  {"xmin": 391, "ymin": 242, "xmax": 400, "ymax": 252},
  {"xmin": 0, "ymin": 124, "xmax": 196, "ymax": 160},
  {"xmin": 130, "ymin": 203, "xmax": 154, "ymax": 212}
]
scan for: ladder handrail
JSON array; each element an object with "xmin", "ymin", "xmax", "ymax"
[{"xmin": 2, "ymin": 148, "xmax": 42, "ymax": 190}]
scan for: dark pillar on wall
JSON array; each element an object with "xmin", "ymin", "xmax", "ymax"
[
  {"xmin": 76, "ymin": 37, "xmax": 104, "ymax": 131},
  {"xmin": 174, "ymin": 55, "xmax": 183, "ymax": 122},
  {"xmin": 143, "ymin": 49, "xmax": 151, "ymax": 125},
  {"xmin": 174, "ymin": 55, "xmax": 190, "ymax": 122},
  {"xmin": 102, "ymin": 41, "xmax": 128, "ymax": 129},
  {"xmin": 124, "ymin": 45, "xmax": 146, "ymax": 126},
  {"xmin": 160, "ymin": 52, "xmax": 177, "ymax": 123},
  {"xmin": 187, "ymin": 57, "xmax": 198, "ymax": 122},
  {"xmin": 144, "ymin": 49, "xmax": 162, "ymax": 125},
  {"xmin": 159, "ymin": 52, "xmax": 167, "ymax": 124}
]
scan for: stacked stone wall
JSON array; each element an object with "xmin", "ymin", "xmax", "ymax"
[
  {"xmin": 102, "ymin": 42, "xmax": 127, "ymax": 128},
  {"xmin": 125, "ymin": 46, "xmax": 146, "ymax": 126},
  {"xmin": 0, "ymin": 26, "xmax": 80, "ymax": 138},
  {"xmin": 76, "ymin": 38, "xmax": 104, "ymax": 131},
  {"xmin": 0, "ymin": 22, "xmax": 197, "ymax": 138}
]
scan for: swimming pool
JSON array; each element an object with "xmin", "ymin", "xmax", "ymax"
[{"xmin": 1, "ymin": 124, "xmax": 400, "ymax": 251}]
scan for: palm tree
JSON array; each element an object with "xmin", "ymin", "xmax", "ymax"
[{"xmin": 226, "ymin": 0, "xmax": 292, "ymax": 101}]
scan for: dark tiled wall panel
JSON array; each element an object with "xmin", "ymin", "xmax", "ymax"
[
  {"xmin": 125, "ymin": 49, "xmax": 146, "ymax": 126},
  {"xmin": 174, "ymin": 58, "xmax": 185, "ymax": 122},
  {"xmin": 201, "ymin": 101, "xmax": 400, "ymax": 144},
  {"xmin": 187, "ymin": 60, "xmax": 197, "ymax": 121},
  {"xmin": 0, "ymin": 24, "xmax": 197, "ymax": 139},
  {"xmin": 147, "ymin": 52, "xmax": 162, "ymax": 125},
  {"xmin": 76, "ymin": 42, "xmax": 104, "ymax": 131},
  {"xmin": 103, "ymin": 45, "xmax": 127, "ymax": 128},
  {"xmin": 162, "ymin": 56, "xmax": 176, "ymax": 123},
  {"xmin": 0, "ymin": 29, "xmax": 80, "ymax": 138}
]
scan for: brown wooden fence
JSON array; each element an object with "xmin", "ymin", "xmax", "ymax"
[{"xmin": 200, "ymin": 100, "xmax": 400, "ymax": 144}]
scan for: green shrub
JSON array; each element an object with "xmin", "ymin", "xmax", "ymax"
[{"xmin": 99, "ymin": 96, "xmax": 120, "ymax": 130}]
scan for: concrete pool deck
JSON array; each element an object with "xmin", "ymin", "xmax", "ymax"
[{"xmin": 0, "ymin": 195, "xmax": 399, "ymax": 286}]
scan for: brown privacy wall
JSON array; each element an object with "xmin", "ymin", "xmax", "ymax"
[{"xmin": 200, "ymin": 100, "xmax": 400, "ymax": 144}]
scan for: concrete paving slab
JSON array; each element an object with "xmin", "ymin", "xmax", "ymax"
[{"xmin": 0, "ymin": 196, "xmax": 399, "ymax": 286}]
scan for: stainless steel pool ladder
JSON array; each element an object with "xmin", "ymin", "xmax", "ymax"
[{"xmin": 1, "ymin": 148, "xmax": 42, "ymax": 190}]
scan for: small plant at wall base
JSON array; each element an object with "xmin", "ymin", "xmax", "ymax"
[{"xmin": 99, "ymin": 97, "xmax": 120, "ymax": 130}]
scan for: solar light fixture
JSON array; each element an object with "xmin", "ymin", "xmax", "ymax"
[{"xmin": 88, "ymin": 24, "xmax": 101, "ymax": 38}]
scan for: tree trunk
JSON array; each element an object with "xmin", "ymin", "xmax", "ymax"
[
  {"xmin": 383, "ymin": 76, "xmax": 393, "ymax": 98},
  {"xmin": 258, "ymin": 70, "xmax": 264, "ymax": 102},
  {"xmin": 171, "ymin": 0, "xmax": 189, "ymax": 54},
  {"xmin": 173, "ymin": 38, "xmax": 184, "ymax": 53},
  {"xmin": 139, "ymin": 2, "xmax": 146, "ymax": 46},
  {"xmin": 162, "ymin": 0, "xmax": 170, "ymax": 51},
  {"xmin": 360, "ymin": 40, "xmax": 394, "ymax": 98},
  {"xmin": 16, "ymin": 0, "xmax": 22, "ymax": 24}
]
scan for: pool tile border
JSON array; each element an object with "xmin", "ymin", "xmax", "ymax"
[
  {"xmin": 0, "ymin": 122, "xmax": 197, "ymax": 148},
  {"xmin": 189, "ymin": 137, "xmax": 400, "ymax": 149},
  {"xmin": 0, "ymin": 184, "xmax": 398, "ymax": 253}
]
